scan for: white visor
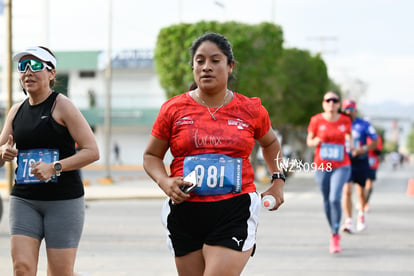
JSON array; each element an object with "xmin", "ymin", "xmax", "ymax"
[{"xmin": 13, "ymin": 46, "xmax": 57, "ymax": 68}]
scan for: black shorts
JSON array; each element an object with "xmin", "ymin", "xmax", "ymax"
[
  {"xmin": 348, "ymin": 159, "xmax": 370, "ymax": 187},
  {"xmin": 367, "ymin": 168, "xmax": 377, "ymax": 180},
  {"xmin": 161, "ymin": 192, "xmax": 260, "ymax": 257}
]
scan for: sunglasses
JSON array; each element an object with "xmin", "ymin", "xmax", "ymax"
[
  {"xmin": 324, "ymin": 98, "xmax": 340, "ymax": 103},
  {"xmin": 18, "ymin": 59, "xmax": 52, "ymax": 73}
]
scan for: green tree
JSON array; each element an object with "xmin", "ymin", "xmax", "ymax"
[
  {"xmin": 154, "ymin": 21, "xmax": 284, "ymax": 99},
  {"xmin": 271, "ymin": 48, "xmax": 328, "ymax": 127},
  {"xmin": 267, "ymin": 48, "xmax": 328, "ymax": 159}
]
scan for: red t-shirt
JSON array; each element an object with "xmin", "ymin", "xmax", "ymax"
[
  {"xmin": 368, "ymin": 135, "xmax": 382, "ymax": 169},
  {"xmin": 151, "ymin": 91, "xmax": 271, "ymax": 202},
  {"xmin": 307, "ymin": 113, "xmax": 352, "ymax": 170}
]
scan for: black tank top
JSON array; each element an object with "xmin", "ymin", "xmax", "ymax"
[{"xmin": 12, "ymin": 92, "xmax": 83, "ymax": 200}]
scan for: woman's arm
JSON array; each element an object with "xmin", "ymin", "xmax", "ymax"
[
  {"xmin": 257, "ymin": 129, "xmax": 284, "ymax": 211},
  {"xmin": 0, "ymin": 103, "xmax": 21, "ymax": 167},
  {"xmin": 307, "ymin": 131, "xmax": 321, "ymax": 147},
  {"xmin": 51, "ymin": 94, "xmax": 100, "ymax": 171},
  {"xmin": 143, "ymin": 135, "xmax": 190, "ymax": 204}
]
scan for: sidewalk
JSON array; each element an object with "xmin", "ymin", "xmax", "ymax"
[{"xmin": 83, "ymin": 175, "xmax": 166, "ymax": 200}]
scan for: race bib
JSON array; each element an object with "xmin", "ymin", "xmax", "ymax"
[
  {"xmin": 183, "ymin": 154, "xmax": 242, "ymax": 195},
  {"xmin": 369, "ymin": 157, "xmax": 376, "ymax": 167},
  {"xmin": 16, "ymin": 148, "xmax": 59, "ymax": 184},
  {"xmin": 319, "ymin": 143, "xmax": 344, "ymax": 161}
]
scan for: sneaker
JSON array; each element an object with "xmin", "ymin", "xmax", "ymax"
[
  {"xmin": 356, "ymin": 213, "xmax": 366, "ymax": 232},
  {"xmin": 329, "ymin": 234, "xmax": 341, "ymax": 253},
  {"xmin": 341, "ymin": 219, "xmax": 354, "ymax": 234}
]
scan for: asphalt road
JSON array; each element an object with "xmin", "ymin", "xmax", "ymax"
[{"xmin": 0, "ymin": 162, "xmax": 413, "ymax": 275}]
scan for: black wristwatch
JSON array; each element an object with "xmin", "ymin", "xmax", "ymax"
[
  {"xmin": 53, "ymin": 161, "xmax": 63, "ymax": 176},
  {"xmin": 271, "ymin": 172, "xmax": 286, "ymax": 183}
]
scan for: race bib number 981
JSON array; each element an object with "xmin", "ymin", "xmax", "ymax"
[
  {"xmin": 16, "ymin": 148, "xmax": 59, "ymax": 184},
  {"xmin": 183, "ymin": 154, "xmax": 242, "ymax": 196}
]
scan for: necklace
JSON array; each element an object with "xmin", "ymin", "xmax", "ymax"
[{"xmin": 196, "ymin": 90, "xmax": 229, "ymax": 120}]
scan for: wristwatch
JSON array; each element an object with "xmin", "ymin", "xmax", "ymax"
[
  {"xmin": 53, "ymin": 161, "xmax": 63, "ymax": 176},
  {"xmin": 271, "ymin": 172, "xmax": 286, "ymax": 183}
]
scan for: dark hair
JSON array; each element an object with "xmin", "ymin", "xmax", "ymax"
[
  {"xmin": 38, "ymin": 46, "xmax": 56, "ymax": 88},
  {"xmin": 324, "ymin": 91, "xmax": 340, "ymax": 100},
  {"xmin": 189, "ymin": 32, "xmax": 234, "ymax": 67},
  {"xmin": 189, "ymin": 33, "xmax": 235, "ymax": 90}
]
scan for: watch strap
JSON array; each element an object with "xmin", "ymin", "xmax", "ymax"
[{"xmin": 271, "ymin": 172, "xmax": 286, "ymax": 183}]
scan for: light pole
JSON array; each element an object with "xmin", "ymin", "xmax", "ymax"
[
  {"xmin": 104, "ymin": 0, "xmax": 113, "ymax": 182},
  {"xmin": 3, "ymin": 0, "xmax": 14, "ymax": 193},
  {"xmin": 214, "ymin": 1, "xmax": 225, "ymax": 21}
]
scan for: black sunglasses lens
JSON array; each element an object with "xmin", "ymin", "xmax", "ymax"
[{"xmin": 325, "ymin": 98, "xmax": 339, "ymax": 103}]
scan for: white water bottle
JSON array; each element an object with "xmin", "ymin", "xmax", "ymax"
[{"xmin": 262, "ymin": 195, "xmax": 277, "ymax": 210}]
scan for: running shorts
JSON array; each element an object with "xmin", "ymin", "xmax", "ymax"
[
  {"xmin": 367, "ymin": 168, "xmax": 377, "ymax": 181},
  {"xmin": 348, "ymin": 159, "xmax": 370, "ymax": 187},
  {"xmin": 161, "ymin": 192, "xmax": 260, "ymax": 257},
  {"xmin": 9, "ymin": 196, "xmax": 85, "ymax": 248}
]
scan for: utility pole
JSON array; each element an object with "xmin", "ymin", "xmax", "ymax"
[
  {"xmin": 271, "ymin": 0, "xmax": 276, "ymax": 23},
  {"xmin": 178, "ymin": 0, "xmax": 182, "ymax": 23},
  {"xmin": 214, "ymin": 1, "xmax": 225, "ymax": 21},
  {"xmin": 307, "ymin": 36, "xmax": 338, "ymax": 55},
  {"xmin": 3, "ymin": 0, "xmax": 14, "ymax": 193},
  {"xmin": 103, "ymin": 0, "xmax": 113, "ymax": 182}
]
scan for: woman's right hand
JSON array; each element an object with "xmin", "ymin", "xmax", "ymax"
[
  {"xmin": 159, "ymin": 176, "xmax": 191, "ymax": 204},
  {"xmin": 312, "ymin": 137, "xmax": 322, "ymax": 147},
  {"xmin": 1, "ymin": 134, "xmax": 18, "ymax": 161}
]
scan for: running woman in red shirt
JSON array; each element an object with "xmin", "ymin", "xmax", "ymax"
[
  {"xmin": 144, "ymin": 32, "xmax": 285, "ymax": 275},
  {"xmin": 307, "ymin": 91, "xmax": 352, "ymax": 253}
]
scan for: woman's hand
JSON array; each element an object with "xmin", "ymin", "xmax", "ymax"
[
  {"xmin": 159, "ymin": 176, "xmax": 191, "ymax": 204},
  {"xmin": 312, "ymin": 137, "xmax": 322, "ymax": 147},
  {"xmin": 261, "ymin": 179, "xmax": 284, "ymax": 211},
  {"xmin": 0, "ymin": 134, "xmax": 18, "ymax": 162},
  {"xmin": 31, "ymin": 161, "xmax": 55, "ymax": 182}
]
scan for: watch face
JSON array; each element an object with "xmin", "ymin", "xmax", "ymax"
[{"xmin": 54, "ymin": 163, "xmax": 62, "ymax": 171}]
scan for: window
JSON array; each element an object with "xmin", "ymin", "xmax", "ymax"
[{"xmin": 79, "ymin": 71, "xmax": 96, "ymax": 78}]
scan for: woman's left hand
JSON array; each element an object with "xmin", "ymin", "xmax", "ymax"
[
  {"xmin": 261, "ymin": 179, "xmax": 284, "ymax": 211},
  {"xmin": 31, "ymin": 161, "xmax": 55, "ymax": 182}
]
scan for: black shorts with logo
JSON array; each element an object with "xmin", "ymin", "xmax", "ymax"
[{"xmin": 161, "ymin": 192, "xmax": 260, "ymax": 257}]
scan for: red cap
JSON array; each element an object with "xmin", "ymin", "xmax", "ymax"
[{"xmin": 342, "ymin": 99, "xmax": 356, "ymax": 110}]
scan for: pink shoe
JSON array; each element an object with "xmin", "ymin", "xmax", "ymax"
[{"xmin": 329, "ymin": 234, "xmax": 341, "ymax": 253}]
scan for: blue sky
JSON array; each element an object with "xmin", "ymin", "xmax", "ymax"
[{"xmin": 2, "ymin": 0, "xmax": 413, "ymax": 106}]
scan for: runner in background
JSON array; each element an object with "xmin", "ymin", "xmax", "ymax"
[
  {"xmin": 364, "ymin": 134, "xmax": 383, "ymax": 212},
  {"xmin": 341, "ymin": 99, "xmax": 377, "ymax": 233},
  {"xmin": 307, "ymin": 91, "xmax": 352, "ymax": 253}
]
